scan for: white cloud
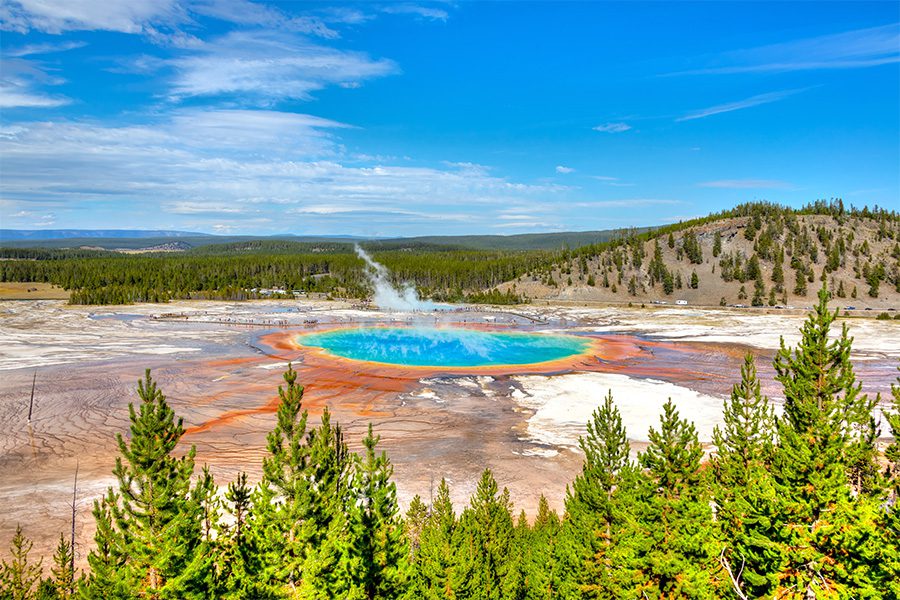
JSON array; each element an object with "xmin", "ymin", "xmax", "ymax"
[
  {"xmin": 572, "ymin": 199, "xmax": 681, "ymax": 209},
  {"xmin": 188, "ymin": 0, "xmax": 339, "ymax": 37},
  {"xmin": 589, "ymin": 175, "xmax": 635, "ymax": 187},
  {"xmin": 0, "ymin": 0, "xmax": 185, "ymax": 34},
  {"xmin": 0, "ymin": 58, "xmax": 71, "ymax": 108},
  {"xmin": 698, "ymin": 179, "xmax": 792, "ymax": 189},
  {"xmin": 381, "ymin": 4, "xmax": 449, "ymax": 21},
  {"xmin": 4, "ymin": 41, "xmax": 87, "ymax": 57},
  {"xmin": 0, "ymin": 112, "xmax": 574, "ymax": 235},
  {"xmin": 592, "ymin": 122, "xmax": 632, "ymax": 133},
  {"xmin": 0, "ymin": 84, "xmax": 70, "ymax": 108},
  {"xmin": 0, "ymin": 0, "xmax": 341, "ymax": 39},
  {"xmin": 672, "ymin": 22, "xmax": 900, "ymax": 75},
  {"xmin": 555, "ymin": 165, "xmax": 575, "ymax": 174},
  {"xmin": 676, "ymin": 89, "xmax": 805, "ymax": 122},
  {"xmin": 165, "ymin": 30, "xmax": 398, "ymax": 103}
]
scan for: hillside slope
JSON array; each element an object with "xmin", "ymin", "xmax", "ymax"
[{"xmin": 501, "ymin": 203, "xmax": 900, "ymax": 309}]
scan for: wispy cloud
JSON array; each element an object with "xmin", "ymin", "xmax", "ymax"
[
  {"xmin": 0, "ymin": 0, "xmax": 186, "ymax": 34},
  {"xmin": 593, "ymin": 122, "xmax": 632, "ymax": 133},
  {"xmin": 381, "ymin": 4, "xmax": 449, "ymax": 22},
  {"xmin": 671, "ymin": 23, "xmax": 900, "ymax": 75},
  {"xmin": 698, "ymin": 179, "xmax": 792, "ymax": 189},
  {"xmin": 0, "ymin": 112, "xmax": 572, "ymax": 235},
  {"xmin": 4, "ymin": 40, "xmax": 87, "ymax": 57},
  {"xmin": 572, "ymin": 199, "xmax": 680, "ymax": 208},
  {"xmin": 590, "ymin": 175, "xmax": 635, "ymax": 187},
  {"xmin": 555, "ymin": 165, "xmax": 575, "ymax": 174},
  {"xmin": 164, "ymin": 30, "xmax": 398, "ymax": 103},
  {"xmin": 0, "ymin": 57, "xmax": 71, "ymax": 108},
  {"xmin": 676, "ymin": 88, "xmax": 805, "ymax": 122}
]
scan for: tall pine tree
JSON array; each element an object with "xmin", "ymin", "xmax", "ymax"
[
  {"xmin": 635, "ymin": 400, "xmax": 723, "ymax": 598},
  {"xmin": 711, "ymin": 354, "xmax": 781, "ymax": 597},
  {"xmin": 409, "ymin": 478, "xmax": 458, "ymax": 599},
  {"xmin": 345, "ymin": 424, "xmax": 408, "ymax": 600},
  {"xmin": 771, "ymin": 284, "xmax": 883, "ymax": 597},
  {"xmin": 80, "ymin": 370, "xmax": 210, "ymax": 599}
]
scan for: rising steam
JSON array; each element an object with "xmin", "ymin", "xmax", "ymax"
[{"xmin": 355, "ymin": 245, "xmax": 439, "ymax": 312}]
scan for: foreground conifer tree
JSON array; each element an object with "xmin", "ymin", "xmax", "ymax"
[
  {"xmin": 558, "ymin": 390, "xmax": 635, "ymax": 598},
  {"xmin": 881, "ymin": 370, "xmax": 900, "ymax": 599},
  {"xmin": 346, "ymin": 424, "xmax": 408, "ymax": 599},
  {"xmin": 771, "ymin": 284, "xmax": 884, "ymax": 597},
  {"xmin": 635, "ymin": 400, "xmax": 723, "ymax": 598},
  {"xmin": 0, "ymin": 525, "xmax": 42, "ymax": 600},
  {"xmin": 80, "ymin": 370, "xmax": 210, "ymax": 599},
  {"xmin": 453, "ymin": 469, "xmax": 516, "ymax": 599},
  {"xmin": 250, "ymin": 364, "xmax": 311, "ymax": 595},
  {"xmin": 711, "ymin": 354, "xmax": 781, "ymax": 597},
  {"xmin": 408, "ymin": 479, "xmax": 457, "ymax": 599}
]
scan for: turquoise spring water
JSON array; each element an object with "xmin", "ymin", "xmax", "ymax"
[{"xmin": 297, "ymin": 327, "xmax": 590, "ymax": 367}]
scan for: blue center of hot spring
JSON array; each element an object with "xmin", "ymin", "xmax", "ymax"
[{"xmin": 297, "ymin": 327, "xmax": 590, "ymax": 367}]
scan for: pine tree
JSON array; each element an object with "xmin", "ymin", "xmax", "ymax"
[
  {"xmin": 249, "ymin": 364, "xmax": 312, "ymax": 593},
  {"xmin": 81, "ymin": 370, "xmax": 210, "ymax": 599},
  {"xmin": 218, "ymin": 472, "xmax": 268, "ymax": 600},
  {"xmin": 517, "ymin": 496, "xmax": 559, "ymax": 600},
  {"xmin": 635, "ymin": 400, "xmax": 722, "ymax": 598},
  {"xmin": 711, "ymin": 354, "xmax": 781, "ymax": 597},
  {"xmin": 405, "ymin": 496, "xmax": 428, "ymax": 562},
  {"xmin": 561, "ymin": 390, "xmax": 636, "ymax": 598},
  {"xmin": 453, "ymin": 469, "xmax": 516, "ymax": 600},
  {"xmin": 80, "ymin": 490, "xmax": 130, "ymax": 599},
  {"xmin": 881, "ymin": 369, "xmax": 900, "ymax": 599},
  {"xmin": 346, "ymin": 424, "xmax": 408, "ymax": 600},
  {"xmin": 771, "ymin": 284, "xmax": 883, "ymax": 597},
  {"xmin": 50, "ymin": 534, "xmax": 75, "ymax": 600},
  {"xmin": 411, "ymin": 478, "xmax": 458, "ymax": 599},
  {"xmin": 297, "ymin": 407, "xmax": 355, "ymax": 599},
  {"xmin": 0, "ymin": 525, "xmax": 42, "ymax": 600}
]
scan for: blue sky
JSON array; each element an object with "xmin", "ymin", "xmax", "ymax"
[{"xmin": 1, "ymin": 1, "xmax": 898, "ymax": 236}]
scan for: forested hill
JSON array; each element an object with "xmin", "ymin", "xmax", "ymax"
[{"xmin": 501, "ymin": 200, "xmax": 900, "ymax": 309}]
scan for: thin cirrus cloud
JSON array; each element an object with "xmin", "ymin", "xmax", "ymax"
[
  {"xmin": 698, "ymin": 179, "xmax": 792, "ymax": 189},
  {"xmin": 670, "ymin": 22, "xmax": 900, "ymax": 75},
  {"xmin": 3, "ymin": 40, "xmax": 87, "ymax": 57},
  {"xmin": 0, "ymin": 111, "xmax": 575, "ymax": 234},
  {"xmin": 165, "ymin": 30, "xmax": 399, "ymax": 103},
  {"xmin": 592, "ymin": 122, "xmax": 632, "ymax": 133},
  {"xmin": 0, "ymin": 0, "xmax": 185, "ymax": 34},
  {"xmin": 0, "ymin": 57, "xmax": 72, "ymax": 108},
  {"xmin": 676, "ymin": 88, "xmax": 805, "ymax": 122},
  {"xmin": 380, "ymin": 4, "xmax": 449, "ymax": 22},
  {"xmin": 555, "ymin": 165, "xmax": 575, "ymax": 174},
  {"xmin": 0, "ymin": 0, "xmax": 339, "ymax": 38}
]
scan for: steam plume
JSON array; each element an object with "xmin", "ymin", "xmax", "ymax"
[{"xmin": 355, "ymin": 245, "xmax": 438, "ymax": 312}]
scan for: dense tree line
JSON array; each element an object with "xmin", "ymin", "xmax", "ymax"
[
  {"xmin": 2, "ymin": 286, "xmax": 899, "ymax": 598},
  {"xmin": 0, "ymin": 245, "xmax": 551, "ymax": 306}
]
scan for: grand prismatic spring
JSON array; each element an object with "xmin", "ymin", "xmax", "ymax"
[{"xmin": 296, "ymin": 327, "xmax": 592, "ymax": 368}]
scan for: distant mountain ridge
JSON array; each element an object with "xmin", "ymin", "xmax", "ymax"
[
  {"xmin": 0, "ymin": 229, "xmax": 211, "ymax": 240},
  {"xmin": 0, "ymin": 228, "xmax": 633, "ymax": 251}
]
